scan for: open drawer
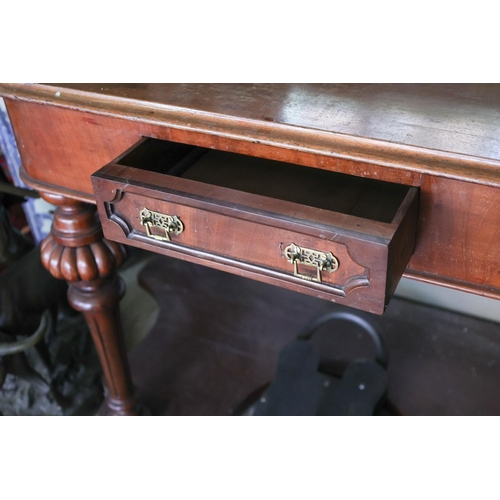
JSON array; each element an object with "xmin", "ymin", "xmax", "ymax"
[{"xmin": 91, "ymin": 138, "xmax": 419, "ymax": 314}]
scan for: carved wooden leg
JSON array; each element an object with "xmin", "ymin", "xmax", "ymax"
[{"xmin": 39, "ymin": 193, "xmax": 141, "ymax": 415}]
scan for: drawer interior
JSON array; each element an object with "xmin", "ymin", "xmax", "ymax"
[{"xmin": 117, "ymin": 138, "xmax": 411, "ymax": 224}]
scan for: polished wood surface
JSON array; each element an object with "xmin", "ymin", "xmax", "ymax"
[
  {"xmin": 5, "ymin": 99, "xmax": 425, "ymax": 200},
  {"xmin": 2, "ymin": 85, "xmax": 500, "ymax": 299},
  {"xmin": 92, "ymin": 139, "xmax": 418, "ymax": 314},
  {"xmin": 1, "ymin": 84, "xmax": 499, "ymax": 185},
  {"xmin": 39, "ymin": 193, "xmax": 141, "ymax": 415},
  {"xmin": 407, "ymin": 176, "xmax": 500, "ymax": 296}
]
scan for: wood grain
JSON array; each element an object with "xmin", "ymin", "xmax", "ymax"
[
  {"xmin": 2, "ymin": 84, "xmax": 500, "ymax": 186},
  {"xmin": 6, "ymin": 99, "xmax": 424, "ymax": 200},
  {"xmin": 3, "ymin": 86, "xmax": 500, "ymax": 300},
  {"xmin": 38, "ymin": 194, "xmax": 141, "ymax": 415},
  {"xmin": 92, "ymin": 153, "xmax": 418, "ymax": 314},
  {"xmin": 407, "ymin": 176, "xmax": 500, "ymax": 292}
]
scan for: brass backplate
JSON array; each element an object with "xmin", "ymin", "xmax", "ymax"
[
  {"xmin": 283, "ymin": 243, "xmax": 339, "ymax": 283},
  {"xmin": 140, "ymin": 208, "xmax": 184, "ymax": 242}
]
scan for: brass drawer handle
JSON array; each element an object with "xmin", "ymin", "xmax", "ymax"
[
  {"xmin": 283, "ymin": 243, "xmax": 339, "ymax": 283},
  {"xmin": 140, "ymin": 208, "xmax": 184, "ymax": 242}
]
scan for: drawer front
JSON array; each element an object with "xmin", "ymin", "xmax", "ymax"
[
  {"xmin": 92, "ymin": 139, "xmax": 418, "ymax": 315},
  {"xmin": 102, "ymin": 186, "xmax": 383, "ymax": 291}
]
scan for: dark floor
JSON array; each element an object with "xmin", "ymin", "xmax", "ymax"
[
  {"xmin": 130, "ymin": 255, "xmax": 500, "ymax": 416},
  {"xmin": 3, "ymin": 252, "xmax": 500, "ymax": 416}
]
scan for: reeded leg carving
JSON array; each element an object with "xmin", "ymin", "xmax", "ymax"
[{"xmin": 40, "ymin": 193, "xmax": 141, "ymax": 415}]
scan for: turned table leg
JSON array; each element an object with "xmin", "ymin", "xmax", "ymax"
[{"xmin": 39, "ymin": 193, "xmax": 141, "ymax": 415}]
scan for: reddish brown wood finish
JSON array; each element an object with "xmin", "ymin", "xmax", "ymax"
[
  {"xmin": 2, "ymin": 84, "xmax": 500, "ymax": 416},
  {"xmin": 3, "ymin": 92, "xmax": 500, "ymax": 300},
  {"xmin": 39, "ymin": 193, "xmax": 140, "ymax": 415},
  {"xmin": 6, "ymin": 99, "xmax": 424, "ymax": 200},
  {"xmin": 2, "ymin": 84, "xmax": 500, "ymax": 186},
  {"xmin": 91, "ymin": 147, "xmax": 418, "ymax": 315},
  {"xmin": 406, "ymin": 176, "xmax": 500, "ymax": 294}
]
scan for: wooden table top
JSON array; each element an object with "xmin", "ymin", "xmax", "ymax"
[
  {"xmin": 1, "ymin": 83, "xmax": 500, "ymax": 301},
  {"xmin": 2, "ymin": 83, "xmax": 500, "ymax": 185}
]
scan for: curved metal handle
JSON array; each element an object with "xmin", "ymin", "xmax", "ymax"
[
  {"xmin": 297, "ymin": 311, "xmax": 388, "ymax": 369},
  {"xmin": 0, "ymin": 310, "xmax": 52, "ymax": 356}
]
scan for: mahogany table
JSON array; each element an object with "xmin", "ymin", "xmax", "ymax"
[{"xmin": 1, "ymin": 84, "xmax": 499, "ymax": 415}]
